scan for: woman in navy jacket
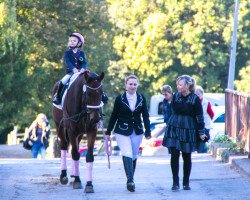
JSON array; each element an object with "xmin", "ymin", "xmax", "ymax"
[{"xmin": 106, "ymin": 75, "xmax": 151, "ymax": 192}]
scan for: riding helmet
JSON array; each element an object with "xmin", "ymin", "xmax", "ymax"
[{"xmin": 70, "ymin": 33, "xmax": 85, "ymax": 47}]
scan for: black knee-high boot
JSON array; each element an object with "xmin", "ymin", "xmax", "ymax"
[
  {"xmin": 182, "ymin": 153, "xmax": 192, "ymax": 190},
  {"xmin": 122, "ymin": 156, "xmax": 135, "ymax": 192},
  {"xmin": 170, "ymin": 147, "xmax": 180, "ymax": 191},
  {"xmin": 133, "ymin": 159, "xmax": 137, "ymax": 175},
  {"xmin": 53, "ymin": 81, "xmax": 65, "ymax": 105}
]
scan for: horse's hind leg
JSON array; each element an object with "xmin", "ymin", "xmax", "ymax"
[
  {"xmin": 59, "ymin": 128, "xmax": 69, "ymax": 185},
  {"xmin": 52, "ymin": 106, "xmax": 68, "ymax": 185},
  {"xmin": 60, "ymin": 150, "xmax": 68, "ymax": 184}
]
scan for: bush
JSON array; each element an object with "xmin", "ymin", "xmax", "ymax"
[
  {"xmin": 212, "ymin": 134, "xmax": 240, "ymax": 150},
  {"xmin": 212, "ymin": 134, "xmax": 246, "ymax": 161},
  {"xmin": 212, "ymin": 134, "xmax": 231, "ymax": 143}
]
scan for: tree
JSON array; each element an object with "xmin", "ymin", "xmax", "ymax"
[
  {"xmin": 107, "ymin": 0, "xmax": 249, "ymax": 98},
  {"xmin": 0, "ymin": 0, "xmax": 114, "ymax": 130},
  {"xmin": 0, "ymin": 0, "xmax": 30, "ymax": 130},
  {"xmin": 235, "ymin": 64, "xmax": 250, "ymax": 93},
  {"xmin": 234, "ymin": 0, "xmax": 250, "ymax": 93}
]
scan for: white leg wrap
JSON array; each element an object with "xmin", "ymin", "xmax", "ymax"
[
  {"xmin": 60, "ymin": 150, "xmax": 67, "ymax": 170},
  {"xmin": 74, "ymin": 160, "xmax": 80, "ymax": 176},
  {"xmin": 86, "ymin": 162, "xmax": 93, "ymax": 182},
  {"xmin": 70, "ymin": 159, "xmax": 75, "ymax": 176}
]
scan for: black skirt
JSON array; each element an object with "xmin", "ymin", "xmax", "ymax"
[{"xmin": 162, "ymin": 114, "xmax": 197, "ymax": 153}]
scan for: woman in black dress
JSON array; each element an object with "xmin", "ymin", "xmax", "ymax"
[{"xmin": 162, "ymin": 75, "xmax": 206, "ymax": 191}]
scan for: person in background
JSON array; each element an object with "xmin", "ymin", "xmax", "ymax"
[
  {"xmin": 195, "ymin": 85, "xmax": 214, "ymax": 153},
  {"xmin": 162, "ymin": 75, "xmax": 205, "ymax": 191},
  {"xmin": 105, "ymin": 75, "xmax": 151, "ymax": 192},
  {"xmin": 25, "ymin": 113, "xmax": 51, "ymax": 159},
  {"xmin": 161, "ymin": 85, "xmax": 173, "ymax": 125}
]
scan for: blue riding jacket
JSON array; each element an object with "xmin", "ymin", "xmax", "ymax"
[{"xmin": 64, "ymin": 49, "xmax": 87, "ymax": 74}]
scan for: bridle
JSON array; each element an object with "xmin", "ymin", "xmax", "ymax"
[
  {"xmin": 83, "ymin": 83, "xmax": 104, "ymax": 109},
  {"xmin": 62, "ymin": 79, "xmax": 104, "ymax": 123},
  {"xmin": 82, "ymin": 79, "xmax": 104, "ymax": 120}
]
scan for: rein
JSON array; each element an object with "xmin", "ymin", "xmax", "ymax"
[{"xmin": 99, "ymin": 111, "xmax": 112, "ymax": 169}]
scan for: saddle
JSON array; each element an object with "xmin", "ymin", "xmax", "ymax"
[{"xmin": 53, "ymin": 72, "xmax": 81, "ymax": 110}]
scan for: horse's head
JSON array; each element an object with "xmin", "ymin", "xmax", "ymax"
[{"xmin": 82, "ymin": 71, "xmax": 104, "ymax": 124}]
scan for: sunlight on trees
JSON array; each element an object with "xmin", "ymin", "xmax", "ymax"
[{"xmin": 0, "ymin": 0, "xmax": 249, "ymax": 131}]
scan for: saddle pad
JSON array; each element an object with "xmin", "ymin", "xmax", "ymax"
[{"xmin": 53, "ymin": 72, "xmax": 81, "ymax": 110}]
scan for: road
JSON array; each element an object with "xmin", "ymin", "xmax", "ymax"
[{"xmin": 0, "ymin": 153, "xmax": 250, "ymax": 200}]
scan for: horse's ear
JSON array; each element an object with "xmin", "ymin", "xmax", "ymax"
[{"xmin": 99, "ymin": 72, "xmax": 104, "ymax": 81}]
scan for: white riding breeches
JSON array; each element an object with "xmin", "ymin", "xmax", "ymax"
[
  {"xmin": 115, "ymin": 131, "xmax": 143, "ymax": 160},
  {"xmin": 61, "ymin": 74, "xmax": 72, "ymax": 85}
]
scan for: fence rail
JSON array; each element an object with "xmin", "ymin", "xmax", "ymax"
[
  {"xmin": 225, "ymin": 89, "xmax": 250, "ymax": 158},
  {"xmin": 7, "ymin": 127, "xmax": 24, "ymax": 145},
  {"xmin": 7, "ymin": 127, "xmax": 106, "ymax": 145}
]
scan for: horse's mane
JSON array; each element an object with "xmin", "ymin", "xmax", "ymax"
[{"xmin": 74, "ymin": 71, "xmax": 99, "ymax": 86}]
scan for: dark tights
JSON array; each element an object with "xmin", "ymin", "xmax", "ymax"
[{"xmin": 170, "ymin": 147, "xmax": 192, "ymax": 186}]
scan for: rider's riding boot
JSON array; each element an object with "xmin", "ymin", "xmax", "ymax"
[
  {"xmin": 53, "ymin": 81, "xmax": 65, "ymax": 105},
  {"xmin": 122, "ymin": 156, "xmax": 135, "ymax": 192}
]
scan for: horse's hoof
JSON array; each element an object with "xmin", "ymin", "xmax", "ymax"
[
  {"xmin": 69, "ymin": 176, "xmax": 75, "ymax": 186},
  {"xmin": 73, "ymin": 181, "xmax": 83, "ymax": 189},
  {"xmin": 84, "ymin": 185, "xmax": 94, "ymax": 193},
  {"xmin": 60, "ymin": 176, "xmax": 68, "ymax": 185}
]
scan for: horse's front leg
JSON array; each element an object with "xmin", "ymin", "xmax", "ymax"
[
  {"xmin": 70, "ymin": 133, "xmax": 83, "ymax": 189},
  {"xmin": 84, "ymin": 130, "xmax": 96, "ymax": 193}
]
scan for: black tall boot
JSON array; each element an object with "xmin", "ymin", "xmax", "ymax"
[
  {"xmin": 183, "ymin": 153, "xmax": 192, "ymax": 190},
  {"xmin": 172, "ymin": 176, "xmax": 179, "ymax": 191},
  {"xmin": 122, "ymin": 156, "xmax": 135, "ymax": 192},
  {"xmin": 170, "ymin": 148, "xmax": 180, "ymax": 191},
  {"xmin": 53, "ymin": 81, "xmax": 65, "ymax": 105},
  {"xmin": 133, "ymin": 159, "xmax": 137, "ymax": 176}
]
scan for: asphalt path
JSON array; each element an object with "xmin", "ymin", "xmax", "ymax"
[{"xmin": 0, "ymin": 153, "xmax": 250, "ymax": 200}]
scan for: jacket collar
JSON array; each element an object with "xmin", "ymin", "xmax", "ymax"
[
  {"xmin": 121, "ymin": 92, "xmax": 143, "ymax": 111},
  {"xmin": 68, "ymin": 49, "xmax": 80, "ymax": 57}
]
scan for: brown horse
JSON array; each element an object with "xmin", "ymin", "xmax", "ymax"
[{"xmin": 52, "ymin": 71, "xmax": 104, "ymax": 193}]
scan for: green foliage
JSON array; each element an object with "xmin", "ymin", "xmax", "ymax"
[
  {"xmin": 212, "ymin": 134, "xmax": 231, "ymax": 143},
  {"xmin": 0, "ymin": 0, "xmax": 114, "ymax": 130},
  {"xmin": 107, "ymin": 0, "xmax": 249, "ymax": 97},
  {"xmin": 0, "ymin": 0, "xmax": 30, "ymax": 130},
  {"xmin": 0, "ymin": 0, "xmax": 250, "ymax": 131},
  {"xmin": 235, "ymin": 65, "xmax": 250, "ymax": 93},
  {"xmin": 212, "ymin": 134, "xmax": 240, "ymax": 151}
]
